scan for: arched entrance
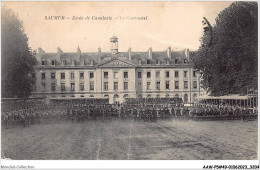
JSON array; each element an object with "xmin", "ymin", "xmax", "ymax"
[
  {"xmin": 104, "ymin": 94, "xmax": 109, "ymax": 103},
  {"xmin": 184, "ymin": 94, "xmax": 188, "ymax": 103},
  {"xmin": 123, "ymin": 94, "xmax": 129, "ymax": 103},
  {"xmin": 193, "ymin": 94, "xmax": 197, "ymax": 102},
  {"xmin": 113, "ymin": 94, "xmax": 119, "ymax": 104}
]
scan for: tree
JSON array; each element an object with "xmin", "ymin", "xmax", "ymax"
[
  {"xmin": 1, "ymin": 6, "xmax": 37, "ymax": 98},
  {"xmin": 191, "ymin": 2, "xmax": 258, "ymax": 96}
]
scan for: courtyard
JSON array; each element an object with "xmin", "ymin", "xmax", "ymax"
[{"xmin": 1, "ymin": 118, "xmax": 258, "ymax": 160}]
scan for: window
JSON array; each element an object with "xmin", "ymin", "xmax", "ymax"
[
  {"xmin": 193, "ymin": 81, "xmax": 197, "ymax": 89},
  {"xmin": 41, "ymin": 73, "xmax": 45, "ymax": 79},
  {"xmin": 124, "ymin": 82, "xmax": 128, "ymax": 90},
  {"xmin": 147, "ymin": 72, "xmax": 151, "ymax": 78},
  {"xmin": 175, "ymin": 59, "xmax": 178, "ymax": 64},
  {"xmin": 80, "ymin": 95, "xmax": 84, "ymax": 98},
  {"xmin": 138, "ymin": 82, "xmax": 142, "ymax": 89},
  {"xmin": 138, "ymin": 72, "xmax": 142, "ymax": 79},
  {"xmin": 147, "ymin": 59, "xmax": 151, "ymax": 64},
  {"xmin": 124, "ymin": 72, "xmax": 128, "ymax": 79},
  {"xmin": 41, "ymin": 83, "xmax": 46, "ymax": 91},
  {"xmin": 156, "ymin": 59, "xmax": 160, "ymax": 65},
  {"xmin": 70, "ymin": 72, "xmax": 74, "ymax": 80},
  {"xmin": 156, "ymin": 71, "xmax": 160, "ymax": 78},
  {"xmin": 90, "ymin": 72, "xmax": 94, "ymax": 79},
  {"xmin": 61, "ymin": 73, "xmax": 65, "ymax": 79},
  {"xmin": 175, "ymin": 81, "xmax": 179, "ymax": 89},
  {"xmin": 114, "ymin": 82, "xmax": 118, "ymax": 91},
  {"xmin": 147, "ymin": 82, "xmax": 151, "ymax": 90},
  {"xmin": 113, "ymin": 72, "xmax": 118, "ymax": 79},
  {"xmin": 184, "ymin": 81, "xmax": 188, "ymax": 89},
  {"xmin": 184, "ymin": 71, "xmax": 188, "ymax": 78},
  {"xmin": 90, "ymin": 82, "xmax": 94, "ymax": 90},
  {"xmin": 80, "ymin": 72, "xmax": 84, "ymax": 79},
  {"xmin": 184, "ymin": 59, "xmax": 188, "ymax": 64},
  {"xmin": 71, "ymin": 83, "xmax": 75, "ymax": 91},
  {"xmin": 61, "ymin": 83, "xmax": 65, "ymax": 91},
  {"xmin": 61, "ymin": 60, "xmax": 66, "ymax": 66},
  {"xmin": 156, "ymin": 81, "xmax": 160, "ymax": 90},
  {"xmin": 80, "ymin": 82, "xmax": 84, "ymax": 91},
  {"xmin": 193, "ymin": 94, "xmax": 197, "ymax": 100},
  {"xmin": 51, "ymin": 73, "xmax": 55, "ymax": 79},
  {"xmin": 165, "ymin": 71, "xmax": 170, "ymax": 78},
  {"xmin": 104, "ymin": 82, "xmax": 108, "ymax": 91},
  {"xmin": 193, "ymin": 71, "xmax": 197, "ymax": 77},
  {"xmin": 104, "ymin": 72, "xmax": 108, "ymax": 79},
  {"xmin": 51, "ymin": 83, "xmax": 55, "ymax": 91},
  {"xmin": 51, "ymin": 60, "xmax": 55, "ymax": 66},
  {"xmin": 71, "ymin": 60, "xmax": 76, "ymax": 66},
  {"xmin": 166, "ymin": 81, "xmax": 170, "ymax": 90},
  {"xmin": 41, "ymin": 61, "xmax": 45, "ymax": 66},
  {"xmin": 175, "ymin": 71, "xmax": 179, "ymax": 78}
]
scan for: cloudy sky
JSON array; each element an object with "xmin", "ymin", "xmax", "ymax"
[{"xmin": 3, "ymin": 1, "xmax": 233, "ymax": 53}]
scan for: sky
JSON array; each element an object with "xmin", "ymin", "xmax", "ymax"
[{"xmin": 3, "ymin": 1, "xmax": 233, "ymax": 53}]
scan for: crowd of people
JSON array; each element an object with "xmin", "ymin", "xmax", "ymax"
[{"xmin": 1, "ymin": 97, "xmax": 258, "ymax": 129}]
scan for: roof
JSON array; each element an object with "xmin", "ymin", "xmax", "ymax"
[{"xmin": 36, "ymin": 48, "xmax": 193, "ymax": 67}]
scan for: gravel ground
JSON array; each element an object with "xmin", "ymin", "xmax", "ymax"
[{"xmin": 1, "ymin": 118, "xmax": 258, "ymax": 160}]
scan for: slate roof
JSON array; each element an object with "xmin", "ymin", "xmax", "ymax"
[{"xmin": 36, "ymin": 48, "xmax": 193, "ymax": 67}]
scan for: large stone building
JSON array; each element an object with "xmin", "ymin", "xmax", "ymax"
[{"xmin": 32, "ymin": 36, "xmax": 205, "ymax": 103}]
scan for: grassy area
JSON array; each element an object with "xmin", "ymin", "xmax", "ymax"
[{"xmin": 1, "ymin": 119, "xmax": 258, "ymax": 160}]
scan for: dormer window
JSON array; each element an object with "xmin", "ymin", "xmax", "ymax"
[
  {"xmin": 71, "ymin": 59, "xmax": 76, "ymax": 66},
  {"xmin": 51, "ymin": 60, "xmax": 56, "ymax": 66},
  {"xmin": 80, "ymin": 60, "xmax": 85, "ymax": 66},
  {"xmin": 41, "ymin": 60, "xmax": 45, "ymax": 66},
  {"xmin": 175, "ymin": 59, "xmax": 178, "ymax": 64},
  {"xmin": 90, "ymin": 60, "xmax": 94, "ymax": 66},
  {"xmin": 138, "ymin": 59, "xmax": 142, "ymax": 65},
  {"xmin": 166, "ymin": 59, "xmax": 170, "ymax": 65},
  {"xmin": 147, "ymin": 59, "xmax": 151, "ymax": 65},
  {"xmin": 61, "ymin": 60, "xmax": 66, "ymax": 66},
  {"xmin": 156, "ymin": 59, "xmax": 160, "ymax": 65},
  {"xmin": 184, "ymin": 59, "xmax": 188, "ymax": 64}
]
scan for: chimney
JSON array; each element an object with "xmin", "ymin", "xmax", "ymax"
[
  {"xmin": 98, "ymin": 46, "xmax": 101, "ymax": 55},
  {"xmin": 128, "ymin": 48, "xmax": 132, "ymax": 60},
  {"xmin": 148, "ymin": 47, "xmax": 152, "ymax": 59},
  {"xmin": 37, "ymin": 47, "xmax": 45, "ymax": 62},
  {"xmin": 167, "ymin": 47, "xmax": 171, "ymax": 59},
  {"xmin": 57, "ymin": 47, "xmax": 63, "ymax": 60},
  {"xmin": 77, "ymin": 46, "xmax": 81, "ymax": 57},
  {"xmin": 185, "ymin": 48, "xmax": 190, "ymax": 59}
]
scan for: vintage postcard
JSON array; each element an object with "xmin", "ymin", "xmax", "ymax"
[{"xmin": 1, "ymin": 1, "xmax": 258, "ymax": 169}]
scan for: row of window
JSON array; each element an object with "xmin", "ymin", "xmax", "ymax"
[
  {"xmin": 41, "ymin": 82, "xmax": 94, "ymax": 92},
  {"xmin": 40, "ymin": 80, "xmax": 197, "ymax": 92},
  {"xmin": 140, "ymin": 81, "xmax": 197, "ymax": 90},
  {"xmin": 40, "ymin": 71, "xmax": 197, "ymax": 80},
  {"xmin": 138, "ymin": 70, "xmax": 196, "ymax": 79},
  {"xmin": 41, "ymin": 72, "xmax": 94, "ymax": 80}
]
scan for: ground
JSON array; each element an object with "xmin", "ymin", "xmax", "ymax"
[{"xmin": 1, "ymin": 118, "xmax": 258, "ymax": 160}]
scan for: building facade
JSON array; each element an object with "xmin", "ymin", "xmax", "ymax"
[{"xmin": 32, "ymin": 36, "xmax": 206, "ymax": 103}]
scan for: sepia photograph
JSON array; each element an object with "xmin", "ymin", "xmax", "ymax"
[{"xmin": 1, "ymin": 0, "xmax": 258, "ymax": 169}]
